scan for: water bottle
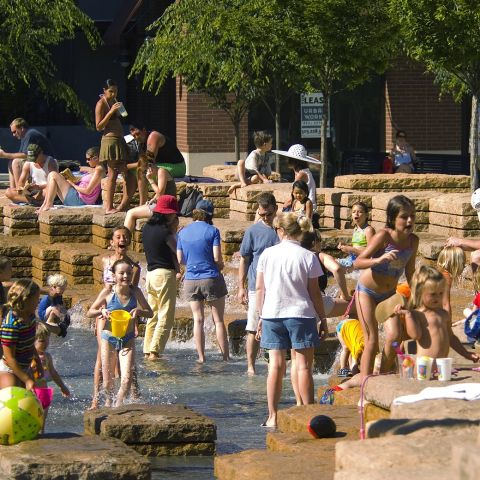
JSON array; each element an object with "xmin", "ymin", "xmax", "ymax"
[{"xmin": 116, "ymin": 100, "xmax": 128, "ymax": 118}]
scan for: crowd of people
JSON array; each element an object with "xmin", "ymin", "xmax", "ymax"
[{"xmin": 0, "ymin": 85, "xmax": 478, "ymax": 428}]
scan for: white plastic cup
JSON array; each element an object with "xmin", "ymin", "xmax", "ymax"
[
  {"xmin": 117, "ymin": 102, "xmax": 128, "ymax": 117},
  {"xmin": 436, "ymin": 358, "xmax": 453, "ymax": 381},
  {"xmin": 397, "ymin": 354, "xmax": 416, "ymax": 379},
  {"xmin": 416, "ymin": 355, "xmax": 433, "ymax": 380}
]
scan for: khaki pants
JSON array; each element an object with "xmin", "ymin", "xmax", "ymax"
[{"xmin": 144, "ymin": 268, "xmax": 176, "ymax": 355}]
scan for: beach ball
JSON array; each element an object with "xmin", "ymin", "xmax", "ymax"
[
  {"xmin": 471, "ymin": 189, "xmax": 480, "ymax": 211},
  {"xmin": 307, "ymin": 415, "xmax": 337, "ymax": 439},
  {"xmin": 0, "ymin": 386, "xmax": 43, "ymax": 445}
]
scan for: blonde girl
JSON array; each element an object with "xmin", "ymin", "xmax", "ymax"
[
  {"xmin": 88, "ymin": 260, "xmax": 152, "ymax": 407},
  {"xmin": 0, "ymin": 280, "xmax": 41, "ymax": 390},
  {"xmin": 353, "ymin": 195, "xmax": 419, "ymax": 380},
  {"xmin": 436, "ymin": 246, "xmax": 466, "ymax": 318},
  {"xmin": 338, "ymin": 202, "xmax": 376, "ymax": 268}
]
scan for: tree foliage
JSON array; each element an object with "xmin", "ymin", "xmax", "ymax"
[
  {"xmin": 299, "ymin": 0, "xmax": 396, "ymax": 185},
  {"xmin": 0, "ymin": 0, "xmax": 100, "ymax": 125},
  {"xmin": 390, "ymin": 0, "xmax": 480, "ymax": 189}
]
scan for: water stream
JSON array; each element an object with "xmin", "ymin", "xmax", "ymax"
[{"xmin": 45, "ymin": 325, "xmax": 328, "ymax": 479}]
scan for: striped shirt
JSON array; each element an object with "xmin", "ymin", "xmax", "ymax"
[{"xmin": 0, "ymin": 311, "xmax": 36, "ymax": 369}]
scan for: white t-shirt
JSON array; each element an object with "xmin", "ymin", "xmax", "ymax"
[
  {"xmin": 257, "ymin": 239, "xmax": 323, "ymax": 318},
  {"xmin": 245, "ymin": 150, "xmax": 271, "ymax": 176}
]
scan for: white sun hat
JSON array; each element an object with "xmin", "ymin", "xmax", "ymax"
[{"xmin": 271, "ymin": 144, "xmax": 321, "ymax": 164}]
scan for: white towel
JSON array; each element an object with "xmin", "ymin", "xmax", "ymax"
[{"xmin": 392, "ymin": 383, "xmax": 480, "ymax": 405}]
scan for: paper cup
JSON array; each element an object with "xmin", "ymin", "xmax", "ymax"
[
  {"xmin": 416, "ymin": 355, "xmax": 433, "ymax": 380},
  {"xmin": 397, "ymin": 354, "xmax": 416, "ymax": 379},
  {"xmin": 436, "ymin": 357, "xmax": 453, "ymax": 381}
]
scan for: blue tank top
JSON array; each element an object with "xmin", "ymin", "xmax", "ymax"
[
  {"xmin": 107, "ymin": 289, "xmax": 137, "ymax": 312},
  {"xmin": 371, "ymin": 234, "xmax": 414, "ymax": 280}
]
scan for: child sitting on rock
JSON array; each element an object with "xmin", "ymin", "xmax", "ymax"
[
  {"xmin": 336, "ymin": 319, "xmax": 364, "ymax": 377},
  {"xmin": 38, "ymin": 274, "xmax": 70, "ymax": 337},
  {"xmin": 395, "ymin": 265, "xmax": 479, "ymax": 365},
  {"xmin": 228, "ymin": 131, "xmax": 274, "ymax": 194}
]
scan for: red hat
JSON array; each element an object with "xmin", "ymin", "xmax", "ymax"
[{"xmin": 153, "ymin": 195, "xmax": 178, "ymax": 214}]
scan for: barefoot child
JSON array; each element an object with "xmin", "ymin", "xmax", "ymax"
[
  {"xmin": 31, "ymin": 322, "xmax": 70, "ymax": 429},
  {"xmin": 0, "ymin": 280, "xmax": 41, "ymax": 391},
  {"xmin": 337, "ymin": 202, "xmax": 376, "ymax": 269},
  {"xmin": 395, "ymin": 265, "xmax": 479, "ymax": 366},
  {"xmin": 88, "ymin": 260, "xmax": 152, "ymax": 407},
  {"xmin": 353, "ymin": 195, "xmax": 419, "ymax": 380},
  {"xmin": 283, "ymin": 180, "xmax": 313, "ymax": 220},
  {"xmin": 38, "ymin": 274, "xmax": 71, "ymax": 330},
  {"xmin": 228, "ymin": 131, "xmax": 273, "ymax": 194}
]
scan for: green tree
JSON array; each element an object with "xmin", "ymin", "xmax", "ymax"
[
  {"xmin": 0, "ymin": 0, "xmax": 100, "ymax": 124},
  {"xmin": 299, "ymin": 0, "xmax": 396, "ymax": 186},
  {"xmin": 390, "ymin": 0, "xmax": 480, "ymax": 191}
]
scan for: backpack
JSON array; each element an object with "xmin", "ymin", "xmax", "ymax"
[
  {"xmin": 464, "ymin": 309, "xmax": 480, "ymax": 340},
  {"xmin": 178, "ymin": 185, "xmax": 203, "ymax": 217}
]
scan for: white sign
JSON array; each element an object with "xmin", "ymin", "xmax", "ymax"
[{"xmin": 300, "ymin": 93, "xmax": 329, "ymax": 138}]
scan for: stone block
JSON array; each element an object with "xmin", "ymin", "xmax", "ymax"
[
  {"xmin": 334, "ymin": 173, "xmax": 470, "ymax": 192},
  {"xmin": 195, "ymin": 183, "xmax": 232, "ymax": 197},
  {"xmin": 277, "ymin": 404, "xmax": 359, "ymax": 436},
  {"xmin": 93, "ymin": 255, "xmax": 104, "ymax": 271},
  {"xmin": 222, "ymin": 241, "xmax": 240, "ymax": 255},
  {"xmin": 202, "ymin": 164, "xmax": 237, "ymax": 181},
  {"xmin": 92, "ymin": 212, "xmax": 126, "ymax": 228},
  {"xmin": 64, "ymin": 273, "xmax": 93, "ymax": 285},
  {"xmin": 38, "ymin": 208, "xmax": 95, "ymax": 225},
  {"xmin": 319, "ymin": 230, "xmax": 351, "ymax": 250},
  {"xmin": 323, "ymin": 205, "xmax": 356, "ymax": 221},
  {"xmin": 3, "ymin": 217, "xmax": 38, "ymax": 228},
  {"xmin": 131, "ymin": 442, "xmax": 215, "ymax": 456},
  {"xmin": 3, "ymin": 204, "xmax": 37, "ymax": 219},
  {"xmin": 11, "ymin": 266, "xmax": 32, "ymax": 278},
  {"xmin": 205, "ymin": 196, "xmax": 230, "ymax": 208},
  {"xmin": 372, "ymin": 209, "xmax": 428, "ymax": 224},
  {"xmin": 370, "ymin": 220, "xmax": 428, "ymax": 232},
  {"xmin": 322, "ymin": 217, "xmax": 353, "ymax": 230},
  {"xmin": 60, "ymin": 247, "xmax": 100, "ymax": 265},
  {"xmin": 32, "ymin": 267, "xmax": 60, "ymax": 283},
  {"xmin": 8, "ymin": 256, "xmax": 32, "ymax": 267},
  {"xmin": 39, "ymin": 233, "xmax": 92, "ymax": 244},
  {"xmin": 229, "ymin": 200, "xmax": 257, "ymax": 214},
  {"xmin": 266, "ymin": 431, "xmax": 339, "ymax": 458},
  {"xmin": 334, "ymin": 430, "xmax": 466, "ymax": 480},
  {"xmin": 416, "ymin": 232, "xmax": 448, "ymax": 259},
  {"xmin": 316, "ymin": 386, "xmax": 359, "ymax": 406},
  {"xmin": 0, "ymin": 239, "xmax": 32, "ymax": 257},
  {"xmin": 32, "ymin": 257, "xmax": 60, "ymax": 271},
  {"xmin": 371, "ymin": 191, "xmax": 435, "ymax": 211},
  {"xmin": 60, "ymin": 261, "xmax": 93, "ymax": 276},
  {"xmin": 92, "ymin": 236, "xmax": 111, "ymax": 249},
  {"xmin": 39, "ymin": 223, "xmax": 92, "ymax": 235},
  {"xmin": 4, "ymin": 226, "xmax": 39, "ymax": 236},
  {"xmin": 229, "ymin": 210, "xmax": 256, "ymax": 222},
  {"xmin": 0, "ymin": 433, "xmax": 151, "ymax": 479},
  {"xmin": 213, "ymin": 207, "xmax": 230, "ymax": 219},
  {"xmin": 215, "ymin": 449, "xmax": 331, "ymax": 480},
  {"xmin": 429, "ymin": 224, "xmax": 480, "ymax": 238},
  {"xmin": 429, "ymin": 192, "xmax": 474, "ymax": 215},
  {"xmin": 429, "ymin": 211, "xmax": 479, "ymax": 229},
  {"xmin": 230, "ymin": 184, "xmax": 276, "ymax": 202},
  {"xmin": 31, "ymin": 244, "xmax": 62, "ymax": 260},
  {"xmin": 132, "ymin": 242, "xmax": 144, "ymax": 253},
  {"xmin": 84, "ymin": 404, "xmax": 216, "ymax": 455},
  {"xmin": 91, "ymin": 225, "xmax": 115, "ymax": 239}
]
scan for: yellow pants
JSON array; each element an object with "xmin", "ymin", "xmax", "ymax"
[{"xmin": 143, "ymin": 268, "xmax": 176, "ymax": 355}]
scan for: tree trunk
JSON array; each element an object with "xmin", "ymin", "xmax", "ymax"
[
  {"xmin": 275, "ymin": 104, "xmax": 281, "ymax": 173},
  {"xmin": 470, "ymin": 95, "xmax": 479, "ymax": 192},
  {"xmin": 234, "ymin": 119, "xmax": 241, "ymax": 162},
  {"xmin": 319, "ymin": 93, "xmax": 329, "ymax": 188}
]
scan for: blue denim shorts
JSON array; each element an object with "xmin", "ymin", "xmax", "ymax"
[
  {"xmin": 64, "ymin": 187, "xmax": 86, "ymax": 207},
  {"xmin": 260, "ymin": 317, "xmax": 320, "ymax": 350}
]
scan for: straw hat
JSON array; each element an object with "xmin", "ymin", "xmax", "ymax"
[
  {"xmin": 375, "ymin": 293, "xmax": 407, "ymax": 324},
  {"xmin": 271, "ymin": 144, "xmax": 321, "ymax": 165}
]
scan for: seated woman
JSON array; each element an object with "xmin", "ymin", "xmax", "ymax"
[
  {"xmin": 123, "ymin": 153, "xmax": 176, "ymax": 233},
  {"xmin": 38, "ymin": 147, "xmax": 105, "ymax": 212},
  {"xmin": 390, "ymin": 130, "xmax": 417, "ymax": 173}
]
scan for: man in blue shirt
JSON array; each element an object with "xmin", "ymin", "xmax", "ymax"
[
  {"xmin": 0, "ymin": 117, "xmax": 55, "ymax": 189},
  {"xmin": 237, "ymin": 192, "xmax": 278, "ymax": 375}
]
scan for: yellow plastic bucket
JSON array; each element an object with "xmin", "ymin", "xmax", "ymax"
[{"xmin": 110, "ymin": 310, "xmax": 131, "ymax": 338}]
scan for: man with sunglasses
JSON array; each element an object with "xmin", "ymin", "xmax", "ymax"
[
  {"xmin": 237, "ymin": 192, "xmax": 278, "ymax": 375},
  {"xmin": 0, "ymin": 118, "xmax": 55, "ymax": 189}
]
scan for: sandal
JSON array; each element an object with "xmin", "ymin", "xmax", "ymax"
[{"xmin": 337, "ymin": 368, "xmax": 352, "ymax": 377}]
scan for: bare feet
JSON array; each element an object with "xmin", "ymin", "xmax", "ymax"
[
  {"xmin": 105, "ymin": 208, "xmax": 119, "ymax": 215},
  {"xmin": 147, "ymin": 353, "xmax": 161, "ymax": 361},
  {"xmin": 196, "ymin": 358, "xmax": 206, "ymax": 364},
  {"xmin": 228, "ymin": 184, "xmax": 240, "ymax": 195},
  {"xmin": 247, "ymin": 368, "xmax": 256, "ymax": 376}
]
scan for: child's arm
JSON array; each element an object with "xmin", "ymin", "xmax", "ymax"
[
  {"xmin": 305, "ymin": 200, "xmax": 313, "ymax": 219},
  {"xmin": 404, "ymin": 235, "xmax": 419, "ymax": 285},
  {"xmin": 46, "ymin": 352, "xmax": 70, "ymax": 397},
  {"xmin": 353, "ymin": 230, "xmax": 394, "ymax": 270},
  {"xmin": 307, "ymin": 277, "xmax": 328, "ymax": 339},
  {"xmin": 166, "ymin": 235, "xmax": 181, "ymax": 274},
  {"xmin": 319, "ymin": 252, "xmax": 351, "ymax": 300},
  {"xmin": 395, "ymin": 305, "xmax": 422, "ymax": 340},
  {"xmin": 441, "ymin": 272, "xmax": 453, "ymax": 319},
  {"xmin": 87, "ymin": 289, "xmax": 110, "ymax": 318},
  {"xmin": 2, "ymin": 345, "xmax": 35, "ymax": 390},
  {"xmin": 213, "ymin": 245, "xmax": 224, "ymax": 272}
]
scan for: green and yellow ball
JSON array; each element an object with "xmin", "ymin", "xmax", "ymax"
[{"xmin": 0, "ymin": 386, "xmax": 43, "ymax": 445}]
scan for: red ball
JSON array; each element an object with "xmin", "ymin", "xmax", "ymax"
[{"xmin": 307, "ymin": 415, "xmax": 337, "ymax": 438}]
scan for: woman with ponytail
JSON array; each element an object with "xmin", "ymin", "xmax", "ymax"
[{"xmin": 256, "ymin": 213, "xmax": 328, "ymax": 428}]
